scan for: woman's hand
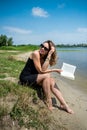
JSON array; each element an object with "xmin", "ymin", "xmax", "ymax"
[
  {"xmin": 56, "ymin": 69, "xmax": 63, "ymax": 74},
  {"xmin": 49, "ymin": 46, "xmax": 55, "ymax": 55}
]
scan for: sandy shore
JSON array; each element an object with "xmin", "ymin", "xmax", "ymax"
[{"xmin": 51, "ymin": 74, "xmax": 87, "ymax": 130}]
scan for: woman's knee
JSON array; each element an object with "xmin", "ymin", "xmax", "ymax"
[
  {"xmin": 40, "ymin": 73, "xmax": 50, "ymax": 81},
  {"xmin": 50, "ymin": 77, "xmax": 55, "ymax": 84},
  {"xmin": 43, "ymin": 77, "xmax": 50, "ymax": 83},
  {"xmin": 50, "ymin": 78, "xmax": 56, "ymax": 89},
  {"xmin": 43, "ymin": 77, "xmax": 55, "ymax": 85},
  {"xmin": 44, "ymin": 73, "xmax": 50, "ymax": 78},
  {"xmin": 36, "ymin": 73, "xmax": 50, "ymax": 84}
]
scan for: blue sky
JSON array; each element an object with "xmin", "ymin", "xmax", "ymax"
[{"xmin": 0, "ymin": 0, "xmax": 87, "ymax": 45}]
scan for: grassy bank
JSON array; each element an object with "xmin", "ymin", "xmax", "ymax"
[
  {"xmin": 0, "ymin": 45, "xmax": 39, "ymax": 52},
  {"xmin": 0, "ymin": 48, "xmax": 52, "ymax": 130}
]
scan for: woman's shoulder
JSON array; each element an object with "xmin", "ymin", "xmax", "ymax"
[
  {"xmin": 32, "ymin": 50, "xmax": 39, "ymax": 56},
  {"xmin": 30, "ymin": 50, "xmax": 39, "ymax": 59}
]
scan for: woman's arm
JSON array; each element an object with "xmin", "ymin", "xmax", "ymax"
[
  {"xmin": 32, "ymin": 50, "xmax": 62, "ymax": 74},
  {"xmin": 41, "ymin": 46, "xmax": 55, "ymax": 71},
  {"xmin": 41, "ymin": 53, "xmax": 51, "ymax": 71}
]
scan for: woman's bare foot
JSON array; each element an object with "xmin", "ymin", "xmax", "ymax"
[
  {"xmin": 60, "ymin": 104, "xmax": 74, "ymax": 114},
  {"xmin": 44, "ymin": 99, "xmax": 55, "ymax": 111},
  {"xmin": 48, "ymin": 106, "xmax": 55, "ymax": 111}
]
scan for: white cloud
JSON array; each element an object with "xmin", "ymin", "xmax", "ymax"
[
  {"xmin": 3, "ymin": 26, "xmax": 32, "ymax": 34},
  {"xmin": 77, "ymin": 27, "xmax": 87, "ymax": 33},
  {"xmin": 58, "ymin": 3, "xmax": 65, "ymax": 8},
  {"xmin": 32, "ymin": 7, "xmax": 49, "ymax": 17}
]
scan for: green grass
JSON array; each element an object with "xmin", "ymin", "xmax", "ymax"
[
  {"xmin": 0, "ymin": 81, "xmax": 12, "ymax": 97},
  {"xmin": 0, "ymin": 51, "xmax": 24, "ymax": 78},
  {"xmin": 0, "ymin": 74, "xmax": 6, "ymax": 78},
  {"xmin": 0, "ymin": 80, "xmax": 50, "ymax": 129},
  {"xmin": 0, "ymin": 45, "xmax": 39, "ymax": 51}
]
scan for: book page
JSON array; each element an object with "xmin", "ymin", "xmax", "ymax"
[{"xmin": 60, "ymin": 63, "xmax": 76, "ymax": 80}]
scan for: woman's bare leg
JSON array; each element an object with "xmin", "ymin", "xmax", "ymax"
[
  {"xmin": 36, "ymin": 74, "xmax": 74, "ymax": 113},
  {"xmin": 36, "ymin": 74, "xmax": 53, "ymax": 110},
  {"xmin": 50, "ymin": 78, "xmax": 74, "ymax": 114},
  {"xmin": 42, "ymin": 78, "xmax": 53, "ymax": 110},
  {"xmin": 36, "ymin": 73, "xmax": 50, "ymax": 83}
]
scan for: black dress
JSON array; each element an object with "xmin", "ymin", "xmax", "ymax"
[{"xmin": 19, "ymin": 58, "xmax": 38, "ymax": 86}]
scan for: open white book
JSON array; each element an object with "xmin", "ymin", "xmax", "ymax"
[{"xmin": 60, "ymin": 62, "xmax": 76, "ymax": 80}]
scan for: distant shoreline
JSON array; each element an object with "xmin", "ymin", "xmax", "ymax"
[{"xmin": 0, "ymin": 43, "xmax": 87, "ymax": 49}]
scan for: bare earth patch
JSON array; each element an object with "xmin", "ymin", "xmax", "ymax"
[
  {"xmin": 0, "ymin": 77, "xmax": 17, "ymax": 83},
  {"xmin": 0, "ymin": 50, "xmax": 20, "ymax": 53},
  {"xmin": 12, "ymin": 52, "xmax": 32, "ymax": 62}
]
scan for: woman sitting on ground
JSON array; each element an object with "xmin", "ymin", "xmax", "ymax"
[{"xmin": 19, "ymin": 40, "xmax": 74, "ymax": 114}]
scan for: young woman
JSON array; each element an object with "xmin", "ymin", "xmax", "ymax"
[{"xmin": 19, "ymin": 40, "xmax": 74, "ymax": 114}]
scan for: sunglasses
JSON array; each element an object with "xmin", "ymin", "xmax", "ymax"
[{"xmin": 40, "ymin": 44, "xmax": 49, "ymax": 51}]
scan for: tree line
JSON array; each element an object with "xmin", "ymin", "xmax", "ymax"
[
  {"xmin": 0, "ymin": 34, "xmax": 13, "ymax": 46},
  {"xmin": 56, "ymin": 43, "xmax": 87, "ymax": 47},
  {"xmin": 0, "ymin": 34, "xmax": 87, "ymax": 47}
]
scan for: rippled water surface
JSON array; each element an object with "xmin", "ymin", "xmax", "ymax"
[{"xmin": 56, "ymin": 47, "xmax": 87, "ymax": 92}]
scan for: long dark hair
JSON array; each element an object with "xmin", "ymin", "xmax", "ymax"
[{"xmin": 43, "ymin": 40, "xmax": 57, "ymax": 66}]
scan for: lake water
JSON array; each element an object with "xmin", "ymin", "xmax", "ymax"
[{"xmin": 56, "ymin": 47, "xmax": 87, "ymax": 93}]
